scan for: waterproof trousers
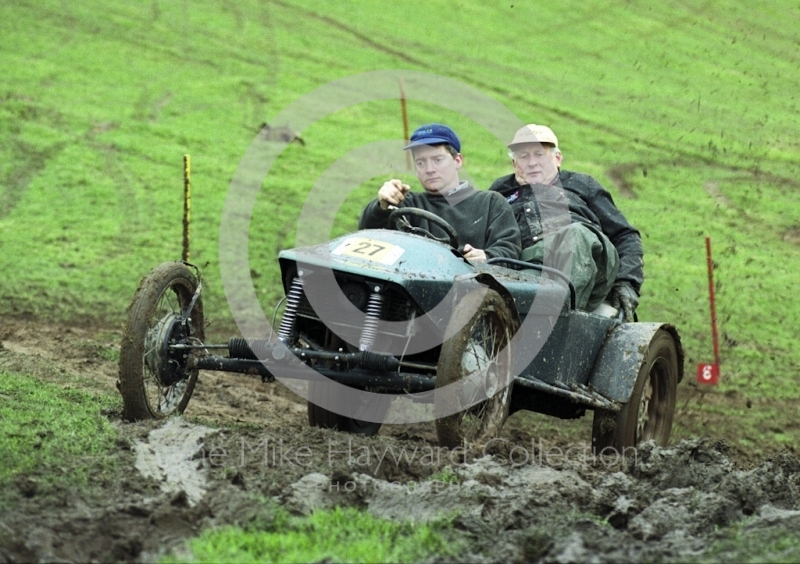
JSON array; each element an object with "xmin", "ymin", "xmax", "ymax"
[{"xmin": 520, "ymin": 223, "xmax": 619, "ymax": 312}]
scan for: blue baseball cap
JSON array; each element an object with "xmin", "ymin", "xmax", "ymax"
[{"xmin": 403, "ymin": 123, "xmax": 461, "ymax": 153}]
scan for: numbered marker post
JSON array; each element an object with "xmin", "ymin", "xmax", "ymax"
[
  {"xmin": 696, "ymin": 363, "xmax": 719, "ymax": 385},
  {"xmin": 697, "ymin": 236, "xmax": 721, "ymax": 385}
]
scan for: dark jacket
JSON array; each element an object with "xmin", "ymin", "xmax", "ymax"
[
  {"xmin": 489, "ymin": 171, "xmax": 644, "ymax": 292},
  {"xmin": 359, "ymin": 184, "xmax": 521, "ymax": 260}
]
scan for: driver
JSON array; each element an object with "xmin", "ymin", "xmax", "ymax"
[{"xmin": 359, "ymin": 123, "xmax": 521, "ymax": 262}]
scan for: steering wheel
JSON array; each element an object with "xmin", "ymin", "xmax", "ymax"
[{"xmin": 387, "ymin": 207, "xmax": 460, "ymax": 250}]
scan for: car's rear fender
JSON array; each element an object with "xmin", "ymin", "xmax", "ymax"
[{"xmin": 588, "ymin": 323, "xmax": 684, "ymax": 403}]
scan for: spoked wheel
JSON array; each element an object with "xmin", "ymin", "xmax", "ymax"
[
  {"xmin": 307, "ymin": 380, "xmax": 388, "ymax": 436},
  {"xmin": 592, "ymin": 329, "xmax": 679, "ymax": 453},
  {"xmin": 435, "ymin": 288, "xmax": 517, "ymax": 448},
  {"xmin": 118, "ymin": 262, "xmax": 204, "ymax": 420}
]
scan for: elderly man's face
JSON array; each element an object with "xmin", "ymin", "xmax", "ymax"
[
  {"xmin": 512, "ymin": 143, "xmax": 561, "ymax": 185},
  {"xmin": 412, "ymin": 144, "xmax": 463, "ymax": 194}
]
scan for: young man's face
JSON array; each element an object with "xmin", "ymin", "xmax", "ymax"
[
  {"xmin": 411, "ymin": 144, "xmax": 463, "ymax": 194},
  {"xmin": 511, "ymin": 143, "xmax": 562, "ymax": 185}
]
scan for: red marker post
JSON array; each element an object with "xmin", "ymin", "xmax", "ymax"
[{"xmin": 697, "ymin": 236, "xmax": 721, "ymax": 385}]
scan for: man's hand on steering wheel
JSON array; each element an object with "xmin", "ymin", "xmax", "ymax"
[
  {"xmin": 387, "ymin": 207, "xmax": 460, "ymax": 250},
  {"xmin": 462, "ymin": 244, "xmax": 487, "ymax": 263},
  {"xmin": 378, "ymin": 179, "xmax": 410, "ymax": 210}
]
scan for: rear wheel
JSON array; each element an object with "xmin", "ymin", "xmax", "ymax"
[
  {"xmin": 592, "ymin": 329, "xmax": 679, "ymax": 453},
  {"xmin": 118, "ymin": 262, "xmax": 204, "ymax": 420},
  {"xmin": 435, "ymin": 288, "xmax": 516, "ymax": 448}
]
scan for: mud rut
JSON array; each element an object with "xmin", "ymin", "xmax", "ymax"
[{"xmin": 1, "ymin": 319, "xmax": 799, "ymax": 563}]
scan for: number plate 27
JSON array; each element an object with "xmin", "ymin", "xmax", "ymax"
[{"xmin": 332, "ymin": 237, "xmax": 405, "ymax": 265}]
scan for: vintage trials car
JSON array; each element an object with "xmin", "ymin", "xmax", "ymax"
[{"xmin": 118, "ymin": 208, "xmax": 684, "ymax": 451}]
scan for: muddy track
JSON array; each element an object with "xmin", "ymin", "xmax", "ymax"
[{"xmin": 1, "ymin": 317, "xmax": 799, "ymax": 562}]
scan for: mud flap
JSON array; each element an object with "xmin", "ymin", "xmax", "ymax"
[
  {"xmin": 472, "ymin": 273, "xmax": 522, "ymax": 328},
  {"xmin": 588, "ymin": 323, "xmax": 684, "ymax": 404}
]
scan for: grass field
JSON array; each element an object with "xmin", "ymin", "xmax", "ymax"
[
  {"xmin": 3, "ymin": 0, "xmax": 799, "ymax": 405},
  {"xmin": 1, "ymin": 0, "xmax": 799, "ymax": 560},
  {"xmin": 0, "ymin": 370, "xmax": 118, "ymax": 500},
  {"xmin": 162, "ymin": 507, "xmax": 458, "ymax": 564}
]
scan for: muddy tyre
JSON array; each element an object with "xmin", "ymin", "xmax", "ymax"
[
  {"xmin": 119, "ymin": 262, "xmax": 204, "ymax": 420},
  {"xmin": 307, "ymin": 381, "xmax": 386, "ymax": 435},
  {"xmin": 435, "ymin": 288, "xmax": 517, "ymax": 448},
  {"xmin": 592, "ymin": 329, "xmax": 679, "ymax": 453}
]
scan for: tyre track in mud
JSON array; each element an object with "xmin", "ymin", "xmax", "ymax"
[
  {"xmin": 268, "ymin": 3, "xmax": 800, "ymax": 201},
  {"xmin": 270, "ymin": 1, "xmax": 800, "ymax": 192},
  {"xmin": 2, "ymin": 317, "xmax": 800, "ymax": 562},
  {"xmin": 0, "ymin": 138, "xmax": 66, "ymax": 221}
]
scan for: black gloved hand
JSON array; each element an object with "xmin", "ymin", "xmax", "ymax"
[{"xmin": 608, "ymin": 281, "xmax": 639, "ymax": 322}]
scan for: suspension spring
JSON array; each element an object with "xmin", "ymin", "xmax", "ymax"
[
  {"xmin": 277, "ymin": 277, "xmax": 304, "ymax": 343},
  {"xmin": 228, "ymin": 338, "xmax": 272, "ymax": 360},
  {"xmin": 359, "ymin": 291, "xmax": 385, "ymax": 351}
]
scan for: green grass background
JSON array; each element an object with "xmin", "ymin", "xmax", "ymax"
[
  {"xmin": 1, "ymin": 0, "xmax": 799, "ymax": 559},
  {"xmin": 0, "ymin": 371, "xmax": 118, "ymax": 500},
  {"xmin": 3, "ymin": 0, "xmax": 800, "ymax": 429},
  {"xmin": 3, "ymin": 0, "xmax": 799, "ymax": 400}
]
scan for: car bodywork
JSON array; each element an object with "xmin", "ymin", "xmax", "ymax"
[{"xmin": 119, "ymin": 224, "xmax": 684, "ymax": 449}]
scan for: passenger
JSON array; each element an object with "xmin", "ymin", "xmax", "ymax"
[
  {"xmin": 490, "ymin": 124, "xmax": 644, "ymax": 320},
  {"xmin": 360, "ymin": 123, "xmax": 521, "ymax": 262}
]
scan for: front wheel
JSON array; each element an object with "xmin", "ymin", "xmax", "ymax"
[
  {"xmin": 435, "ymin": 288, "xmax": 517, "ymax": 448},
  {"xmin": 118, "ymin": 262, "xmax": 204, "ymax": 420},
  {"xmin": 592, "ymin": 329, "xmax": 679, "ymax": 453}
]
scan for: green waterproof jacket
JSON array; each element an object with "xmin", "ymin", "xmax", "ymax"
[{"xmin": 360, "ymin": 183, "xmax": 521, "ymax": 260}]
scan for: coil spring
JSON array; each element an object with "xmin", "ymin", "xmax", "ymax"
[
  {"xmin": 359, "ymin": 291, "xmax": 384, "ymax": 351},
  {"xmin": 228, "ymin": 338, "xmax": 272, "ymax": 360},
  {"xmin": 277, "ymin": 277, "xmax": 304, "ymax": 343}
]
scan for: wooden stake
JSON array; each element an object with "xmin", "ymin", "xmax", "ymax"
[
  {"xmin": 182, "ymin": 154, "xmax": 191, "ymax": 262},
  {"xmin": 399, "ymin": 79, "xmax": 410, "ymax": 170}
]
